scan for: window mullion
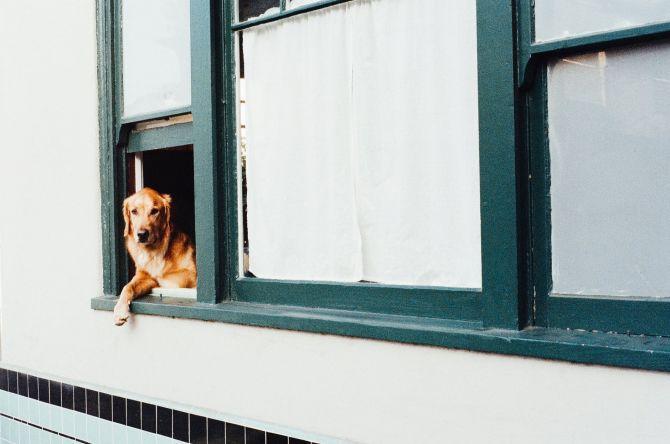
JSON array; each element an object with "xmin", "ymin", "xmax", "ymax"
[
  {"xmin": 192, "ymin": 0, "xmax": 223, "ymax": 304},
  {"xmin": 477, "ymin": 0, "xmax": 523, "ymax": 330}
]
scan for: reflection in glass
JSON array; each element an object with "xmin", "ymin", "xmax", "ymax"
[
  {"xmin": 122, "ymin": 0, "xmax": 191, "ymax": 118},
  {"xmin": 535, "ymin": 0, "xmax": 670, "ymax": 42},
  {"xmin": 548, "ymin": 41, "xmax": 670, "ymax": 297},
  {"xmin": 238, "ymin": 0, "xmax": 279, "ymax": 22}
]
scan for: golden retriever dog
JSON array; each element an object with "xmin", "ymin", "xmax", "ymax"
[{"xmin": 113, "ymin": 187, "xmax": 197, "ymax": 325}]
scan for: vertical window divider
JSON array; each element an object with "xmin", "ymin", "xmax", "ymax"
[
  {"xmin": 222, "ymin": 0, "xmax": 239, "ymax": 301},
  {"xmin": 527, "ymin": 68, "xmax": 550, "ymax": 327},
  {"xmin": 98, "ymin": 0, "xmax": 121, "ymax": 296},
  {"xmin": 111, "ymin": 0, "xmax": 130, "ymax": 294},
  {"xmin": 477, "ymin": 0, "xmax": 524, "ymax": 330},
  {"xmin": 192, "ymin": 0, "xmax": 225, "ymax": 304}
]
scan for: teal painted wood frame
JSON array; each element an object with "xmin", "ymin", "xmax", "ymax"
[
  {"xmin": 520, "ymin": 21, "xmax": 670, "ymax": 87},
  {"xmin": 221, "ymin": 0, "xmax": 523, "ymax": 327},
  {"xmin": 126, "ymin": 122, "xmax": 194, "ymax": 153},
  {"xmin": 519, "ymin": 0, "xmax": 670, "ymax": 336},
  {"xmin": 97, "ymin": 0, "xmax": 225, "ymax": 303},
  {"xmin": 191, "ymin": 0, "xmax": 226, "ymax": 303},
  {"xmin": 98, "ymin": 0, "xmax": 126, "ymax": 296},
  {"xmin": 99, "ymin": 0, "xmax": 523, "ymax": 321},
  {"xmin": 477, "ymin": 0, "xmax": 524, "ymax": 329},
  {"xmin": 120, "ymin": 106, "xmax": 192, "ymax": 125},
  {"xmin": 90, "ymin": 294, "xmax": 670, "ymax": 372},
  {"xmin": 94, "ymin": 0, "xmax": 670, "ymax": 371}
]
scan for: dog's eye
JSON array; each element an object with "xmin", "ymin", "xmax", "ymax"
[
  {"xmin": 131, "ymin": 209, "xmax": 138, "ymax": 215},
  {"xmin": 150, "ymin": 208, "xmax": 159, "ymax": 215}
]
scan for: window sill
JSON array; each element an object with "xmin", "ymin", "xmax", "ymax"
[{"xmin": 91, "ymin": 295, "xmax": 670, "ymax": 372}]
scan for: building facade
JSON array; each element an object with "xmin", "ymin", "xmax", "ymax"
[{"xmin": 1, "ymin": 1, "xmax": 670, "ymax": 443}]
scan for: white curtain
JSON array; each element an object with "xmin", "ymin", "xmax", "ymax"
[{"xmin": 243, "ymin": 0, "xmax": 482, "ymax": 288}]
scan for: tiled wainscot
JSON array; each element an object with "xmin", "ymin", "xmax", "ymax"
[{"xmin": 0, "ymin": 368, "xmax": 319, "ymax": 444}]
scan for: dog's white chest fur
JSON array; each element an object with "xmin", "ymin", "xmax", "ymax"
[{"xmin": 135, "ymin": 250, "xmax": 166, "ymax": 279}]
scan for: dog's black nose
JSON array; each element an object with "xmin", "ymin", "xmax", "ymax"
[{"xmin": 137, "ymin": 231, "xmax": 149, "ymax": 243}]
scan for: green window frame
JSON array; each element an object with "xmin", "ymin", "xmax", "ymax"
[
  {"xmin": 92, "ymin": 0, "xmax": 670, "ymax": 372},
  {"xmin": 96, "ymin": 0, "xmax": 222, "ymax": 303},
  {"xmin": 227, "ymin": 0, "xmax": 518, "ymax": 329},
  {"xmin": 518, "ymin": 0, "xmax": 670, "ymax": 338}
]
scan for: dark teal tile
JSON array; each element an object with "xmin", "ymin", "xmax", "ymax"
[
  {"xmin": 126, "ymin": 399, "xmax": 141, "ymax": 429},
  {"xmin": 226, "ymin": 423, "xmax": 244, "ymax": 444},
  {"xmin": 49, "ymin": 381, "xmax": 61, "ymax": 406},
  {"xmin": 38, "ymin": 378, "xmax": 49, "ymax": 402},
  {"xmin": 74, "ymin": 386, "xmax": 86, "ymax": 413},
  {"xmin": 7, "ymin": 371, "xmax": 17, "ymax": 394},
  {"xmin": 17, "ymin": 373, "xmax": 27, "ymax": 397},
  {"xmin": 173, "ymin": 410, "xmax": 188, "ymax": 442},
  {"xmin": 86, "ymin": 389, "xmax": 98, "ymax": 416},
  {"xmin": 189, "ymin": 414, "xmax": 206, "ymax": 443},
  {"xmin": 141, "ymin": 402, "xmax": 156, "ymax": 433},
  {"xmin": 62, "ymin": 384, "xmax": 74, "ymax": 410},
  {"xmin": 27, "ymin": 376, "xmax": 38, "ymax": 400},
  {"xmin": 207, "ymin": 419, "xmax": 225, "ymax": 444},
  {"xmin": 267, "ymin": 433, "xmax": 289, "ymax": 444},
  {"xmin": 246, "ymin": 428, "xmax": 265, "ymax": 444},
  {"xmin": 99, "ymin": 392, "xmax": 112, "ymax": 421},
  {"xmin": 157, "ymin": 406, "xmax": 171, "ymax": 438},
  {"xmin": 112, "ymin": 396, "xmax": 126, "ymax": 425}
]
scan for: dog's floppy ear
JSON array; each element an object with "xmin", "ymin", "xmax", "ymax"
[
  {"xmin": 122, "ymin": 197, "xmax": 132, "ymax": 237},
  {"xmin": 162, "ymin": 194, "xmax": 172, "ymax": 226}
]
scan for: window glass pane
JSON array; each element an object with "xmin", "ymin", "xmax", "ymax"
[
  {"xmin": 122, "ymin": 0, "xmax": 191, "ymax": 118},
  {"xmin": 238, "ymin": 0, "xmax": 279, "ymax": 22},
  {"xmin": 239, "ymin": 0, "xmax": 482, "ymax": 288},
  {"xmin": 535, "ymin": 0, "xmax": 670, "ymax": 42},
  {"xmin": 548, "ymin": 42, "xmax": 670, "ymax": 298}
]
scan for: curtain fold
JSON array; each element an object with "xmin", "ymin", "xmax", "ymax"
[{"xmin": 244, "ymin": 0, "xmax": 482, "ymax": 288}]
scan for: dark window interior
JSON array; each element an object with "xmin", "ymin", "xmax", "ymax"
[
  {"xmin": 127, "ymin": 146, "xmax": 196, "ymax": 245},
  {"xmin": 238, "ymin": 0, "xmax": 278, "ymax": 22},
  {"xmin": 142, "ymin": 146, "xmax": 195, "ymax": 243}
]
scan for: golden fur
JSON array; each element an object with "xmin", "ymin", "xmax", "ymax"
[{"xmin": 113, "ymin": 187, "xmax": 197, "ymax": 325}]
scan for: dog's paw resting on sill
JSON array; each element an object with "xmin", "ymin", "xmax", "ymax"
[
  {"xmin": 114, "ymin": 187, "xmax": 197, "ymax": 326},
  {"xmin": 113, "ymin": 299, "xmax": 131, "ymax": 326}
]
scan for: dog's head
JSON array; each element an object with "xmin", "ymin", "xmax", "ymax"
[{"xmin": 122, "ymin": 187, "xmax": 172, "ymax": 247}]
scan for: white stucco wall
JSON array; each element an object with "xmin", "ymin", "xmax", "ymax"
[{"xmin": 2, "ymin": 2, "xmax": 670, "ymax": 443}]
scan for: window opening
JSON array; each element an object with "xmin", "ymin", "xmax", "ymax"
[
  {"xmin": 125, "ymin": 116, "xmax": 196, "ymax": 298},
  {"xmin": 236, "ymin": 0, "xmax": 482, "ymax": 288}
]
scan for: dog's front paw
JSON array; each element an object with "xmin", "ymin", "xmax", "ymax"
[{"xmin": 113, "ymin": 300, "xmax": 131, "ymax": 326}]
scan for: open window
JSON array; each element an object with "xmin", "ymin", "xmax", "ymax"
[
  {"xmin": 125, "ymin": 117, "xmax": 196, "ymax": 299},
  {"xmin": 94, "ymin": 0, "xmax": 670, "ymax": 373},
  {"xmin": 114, "ymin": 0, "xmax": 197, "ymax": 299}
]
